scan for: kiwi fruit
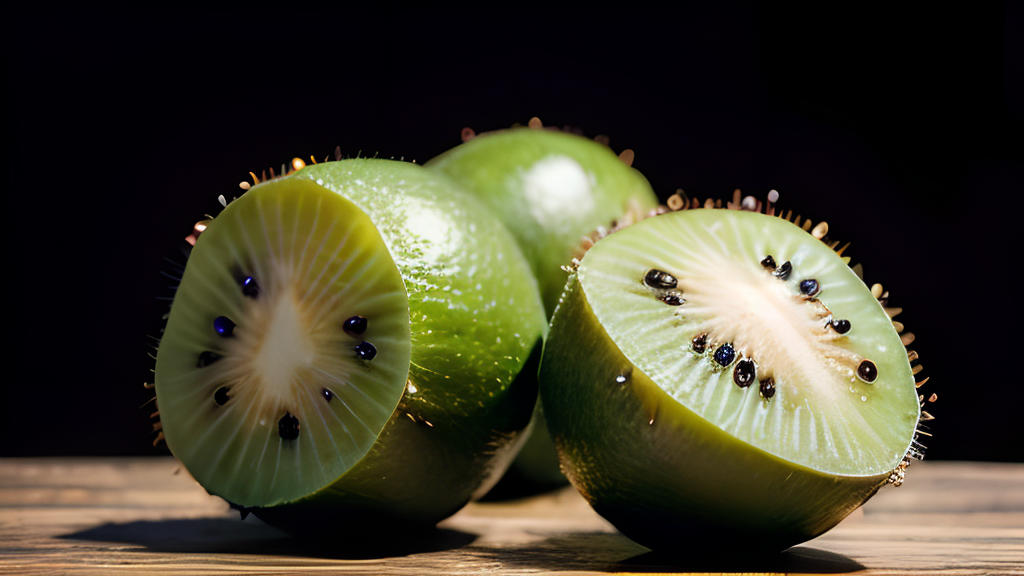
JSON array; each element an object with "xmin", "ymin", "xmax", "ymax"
[
  {"xmin": 427, "ymin": 122, "xmax": 660, "ymax": 489},
  {"xmin": 426, "ymin": 122, "xmax": 659, "ymax": 315},
  {"xmin": 539, "ymin": 198, "xmax": 927, "ymax": 553},
  {"xmin": 154, "ymin": 158, "xmax": 546, "ymax": 536}
]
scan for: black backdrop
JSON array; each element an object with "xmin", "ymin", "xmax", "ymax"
[{"xmin": 4, "ymin": 5, "xmax": 1020, "ymax": 462}]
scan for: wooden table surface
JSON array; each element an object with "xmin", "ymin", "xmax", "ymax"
[{"xmin": 0, "ymin": 458, "xmax": 1020, "ymax": 575}]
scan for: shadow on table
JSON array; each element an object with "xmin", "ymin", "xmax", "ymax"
[
  {"xmin": 479, "ymin": 532, "xmax": 865, "ymax": 574},
  {"xmin": 60, "ymin": 517, "xmax": 477, "ymax": 559}
]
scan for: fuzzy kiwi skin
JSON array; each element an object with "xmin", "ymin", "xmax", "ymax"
[
  {"xmin": 174, "ymin": 159, "xmax": 546, "ymax": 536},
  {"xmin": 539, "ymin": 275, "xmax": 890, "ymax": 554},
  {"xmin": 427, "ymin": 128, "xmax": 659, "ymax": 315},
  {"xmin": 427, "ymin": 128, "xmax": 659, "ymax": 490}
]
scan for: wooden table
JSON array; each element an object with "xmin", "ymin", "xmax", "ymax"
[{"xmin": 1, "ymin": 458, "xmax": 1020, "ymax": 575}]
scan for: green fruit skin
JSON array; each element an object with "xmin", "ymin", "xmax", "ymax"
[
  {"xmin": 428, "ymin": 128, "xmax": 660, "ymax": 491},
  {"xmin": 427, "ymin": 128, "xmax": 659, "ymax": 315},
  {"xmin": 539, "ymin": 274, "xmax": 890, "ymax": 553},
  {"xmin": 245, "ymin": 160, "xmax": 546, "ymax": 536}
]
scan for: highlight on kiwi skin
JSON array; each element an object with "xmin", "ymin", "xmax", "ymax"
[
  {"xmin": 426, "ymin": 118, "xmax": 661, "ymax": 492},
  {"xmin": 540, "ymin": 187, "xmax": 933, "ymax": 552},
  {"xmin": 150, "ymin": 155, "xmax": 547, "ymax": 535}
]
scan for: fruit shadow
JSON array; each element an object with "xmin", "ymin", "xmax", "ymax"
[
  {"xmin": 59, "ymin": 516, "xmax": 477, "ymax": 560},
  {"xmin": 479, "ymin": 532, "xmax": 865, "ymax": 574}
]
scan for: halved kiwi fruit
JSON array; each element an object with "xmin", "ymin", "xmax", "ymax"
[
  {"xmin": 155, "ymin": 158, "xmax": 546, "ymax": 536},
  {"xmin": 539, "ymin": 206, "xmax": 922, "ymax": 552}
]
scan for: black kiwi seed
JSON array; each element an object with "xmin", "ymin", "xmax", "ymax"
[
  {"xmin": 733, "ymin": 359, "xmax": 756, "ymax": 387},
  {"xmin": 799, "ymin": 278, "xmax": 820, "ymax": 297},
  {"xmin": 691, "ymin": 333, "xmax": 708, "ymax": 354},
  {"xmin": 321, "ymin": 388, "xmax": 334, "ymax": 402},
  {"xmin": 241, "ymin": 276, "xmax": 259, "ymax": 298},
  {"xmin": 278, "ymin": 412, "xmax": 300, "ymax": 440},
  {"xmin": 213, "ymin": 316, "xmax": 236, "ymax": 337},
  {"xmin": 644, "ymin": 269, "xmax": 678, "ymax": 290},
  {"xmin": 759, "ymin": 378, "xmax": 776, "ymax": 399},
  {"xmin": 214, "ymin": 386, "xmax": 231, "ymax": 406},
  {"xmin": 197, "ymin": 351, "xmax": 222, "ymax": 367},
  {"xmin": 659, "ymin": 292, "xmax": 685, "ymax": 306},
  {"xmin": 831, "ymin": 318, "xmax": 852, "ymax": 334},
  {"xmin": 773, "ymin": 261, "xmax": 792, "ymax": 280},
  {"xmin": 344, "ymin": 315, "xmax": 368, "ymax": 335},
  {"xmin": 856, "ymin": 359, "xmax": 878, "ymax": 383},
  {"xmin": 760, "ymin": 255, "xmax": 777, "ymax": 269},
  {"xmin": 713, "ymin": 343, "xmax": 736, "ymax": 367},
  {"xmin": 355, "ymin": 341, "xmax": 377, "ymax": 361}
]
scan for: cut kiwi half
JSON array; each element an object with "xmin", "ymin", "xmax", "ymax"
[
  {"xmin": 155, "ymin": 159, "xmax": 546, "ymax": 535},
  {"xmin": 539, "ymin": 207, "xmax": 922, "ymax": 552}
]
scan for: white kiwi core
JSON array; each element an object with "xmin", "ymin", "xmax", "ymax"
[{"xmin": 579, "ymin": 210, "xmax": 920, "ymax": 476}]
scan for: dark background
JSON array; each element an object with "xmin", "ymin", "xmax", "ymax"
[{"xmin": 4, "ymin": 5, "xmax": 1020, "ymax": 462}]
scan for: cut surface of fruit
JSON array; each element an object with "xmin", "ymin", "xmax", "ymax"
[
  {"xmin": 540, "ymin": 207, "xmax": 923, "ymax": 551},
  {"xmin": 578, "ymin": 209, "xmax": 919, "ymax": 476},
  {"xmin": 156, "ymin": 177, "xmax": 411, "ymax": 507}
]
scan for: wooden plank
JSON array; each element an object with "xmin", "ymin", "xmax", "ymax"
[{"xmin": 0, "ymin": 458, "xmax": 1021, "ymax": 575}]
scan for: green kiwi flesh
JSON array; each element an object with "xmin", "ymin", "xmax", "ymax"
[
  {"xmin": 539, "ymin": 209, "xmax": 920, "ymax": 552},
  {"xmin": 156, "ymin": 159, "xmax": 546, "ymax": 534},
  {"xmin": 427, "ymin": 127, "xmax": 659, "ymax": 315}
]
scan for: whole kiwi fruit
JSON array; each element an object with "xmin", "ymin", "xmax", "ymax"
[
  {"xmin": 154, "ymin": 158, "xmax": 546, "ymax": 537},
  {"xmin": 427, "ymin": 123, "xmax": 660, "ymax": 487}
]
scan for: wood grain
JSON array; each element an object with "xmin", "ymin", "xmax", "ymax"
[{"xmin": 0, "ymin": 458, "xmax": 1020, "ymax": 575}]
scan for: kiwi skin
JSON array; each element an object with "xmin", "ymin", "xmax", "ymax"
[
  {"xmin": 427, "ymin": 126, "xmax": 659, "ymax": 315},
  {"xmin": 540, "ymin": 273, "xmax": 888, "ymax": 553},
  {"xmin": 427, "ymin": 126, "xmax": 660, "ymax": 492},
  {"xmin": 159, "ymin": 159, "xmax": 547, "ymax": 537}
]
